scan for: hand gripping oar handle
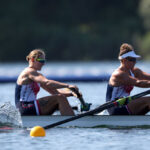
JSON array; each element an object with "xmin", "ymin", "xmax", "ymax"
[
  {"xmin": 43, "ymin": 89, "xmax": 150, "ymax": 129},
  {"xmin": 69, "ymin": 87, "xmax": 92, "ymax": 111}
]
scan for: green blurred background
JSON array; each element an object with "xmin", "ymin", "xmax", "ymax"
[{"xmin": 1, "ymin": 0, "xmax": 150, "ymax": 62}]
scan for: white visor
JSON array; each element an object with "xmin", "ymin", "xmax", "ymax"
[{"xmin": 118, "ymin": 51, "xmax": 141, "ymax": 60}]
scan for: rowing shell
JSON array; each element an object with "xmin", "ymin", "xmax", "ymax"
[{"xmin": 21, "ymin": 115, "xmax": 150, "ymax": 128}]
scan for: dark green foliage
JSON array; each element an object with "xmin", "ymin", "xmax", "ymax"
[{"xmin": 0, "ymin": 0, "xmax": 144, "ymax": 61}]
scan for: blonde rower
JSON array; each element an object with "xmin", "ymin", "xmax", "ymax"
[{"xmin": 15, "ymin": 49, "xmax": 79, "ymax": 116}]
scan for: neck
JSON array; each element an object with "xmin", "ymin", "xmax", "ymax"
[
  {"xmin": 29, "ymin": 63, "xmax": 37, "ymax": 70},
  {"xmin": 119, "ymin": 63, "xmax": 130, "ymax": 72}
]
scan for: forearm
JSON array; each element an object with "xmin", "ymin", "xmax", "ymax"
[
  {"xmin": 41, "ymin": 84, "xmax": 59, "ymax": 94},
  {"xmin": 57, "ymin": 89, "xmax": 74, "ymax": 97},
  {"xmin": 46, "ymin": 80, "xmax": 69, "ymax": 89},
  {"xmin": 41, "ymin": 79, "xmax": 78, "ymax": 95},
  {"xmin": 42, "ymin": 86, "xmax": 73, "ymax": 97},
  {"xmin": 135, "ymin": 80, "xmax": 150, "ymax": 88}
]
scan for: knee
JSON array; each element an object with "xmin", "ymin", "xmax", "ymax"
[
  {"xmin": 57, "ymin": 94, "xmax": 66, "ymax": 98},
  {"xmin": 144, "ymin": 99, "xmax": 150, "ymax": 105},
  {"xmin": 56, "ymin": 94, "xmax": 67, "ymax": 102},
  {"xmin": 142, "ymin": 99, "xmax": 150, "ymax": 110}
]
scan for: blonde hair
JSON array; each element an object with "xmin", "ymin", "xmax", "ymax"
[
  {"xmin": 26, "ymin": 49, "xmax": 45, "ymax": 61},
  {"xmin": 119, "ymin": 43, "xmax": 133, "ymax": 57}
]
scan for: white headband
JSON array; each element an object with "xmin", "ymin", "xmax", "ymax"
[{"xmin": 118, "ymin": 51, "xmax": 141, "ymax": 60}]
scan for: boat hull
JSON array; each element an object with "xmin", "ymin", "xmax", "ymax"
[{"xmin": 22, "ymin": 115, "xmax": 150, "ymax": 128}]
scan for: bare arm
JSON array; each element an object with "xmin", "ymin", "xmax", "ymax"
[
  {"xmin": 110, "ymin": 70, "xmax": 150, "ymax": 88},
  {"xmin": 28, "ymin": 69, "xmax": 78, "ymax": 94},
  {"xmin": 133, "ymin": 67, "xmax": 150, "ymax": 80}
]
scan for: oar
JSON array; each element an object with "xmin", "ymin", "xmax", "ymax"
[
  {"xmin": 69, "ymin": 87, "xmax": 92, "ymax": 111},
  {"xmin": 43, "ymin": 89, "xmax": 150, "ymax": 129}
]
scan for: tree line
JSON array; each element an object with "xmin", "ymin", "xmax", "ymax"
[{"xmin": 0, "ymin": 0, "xmax": 150, "ymax": 62}]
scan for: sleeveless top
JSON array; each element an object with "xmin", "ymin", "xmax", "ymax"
[
  {"xmin": 15, "ymin": 82, "xmax": 40, "ymax": 107},
  {"xmin": 106, "ymin": 70, "xmax": 134, "ymax": 102}
]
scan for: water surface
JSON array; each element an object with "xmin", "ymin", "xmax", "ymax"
[{"xmin": 0, "ymin": 61, "xmax": 150, "ymax": 150}]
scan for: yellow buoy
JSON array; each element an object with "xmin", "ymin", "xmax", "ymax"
[{"xmin": 30, "ymin": 126, "xmax": 46, "ymax": 137}]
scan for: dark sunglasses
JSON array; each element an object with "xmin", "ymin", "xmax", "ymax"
[
  {"xmin": 126, "ymin": 57, "xmax": 136, "ymax": 62},
  {"xmin": 36, "ymin": 58, "xmax": 46, "ymax": 64}
]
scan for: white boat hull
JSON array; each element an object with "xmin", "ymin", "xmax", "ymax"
[{"xmin": 22, "ymin": 115, "xmax": 150, "ymax": 128}]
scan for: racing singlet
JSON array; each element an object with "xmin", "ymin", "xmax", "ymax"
[
  {"xmin": 105, "ymin": 70, "xmax": 134, "ymax": 115},
  {"xmin": 15, "ymin": 82, "xmax": 41, "ymax": 115}
]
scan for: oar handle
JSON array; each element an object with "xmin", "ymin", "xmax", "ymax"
[
  {"xmin": 69, "ymin": 87, "xmax": 91, "ymax": 111},
  {"xmin": 69, "ymin": 88, "xmax": 82, "ymax": 99}
]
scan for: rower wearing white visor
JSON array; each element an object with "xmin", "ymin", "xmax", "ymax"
[
  {"xmin": 118, "ymin": 50, "xmax": 141, "ymax": 60},
  {"xmin": 106, "ymin": 43, "xmax": 150, "ymax": 115}
]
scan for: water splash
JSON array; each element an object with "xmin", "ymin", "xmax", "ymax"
[{"xmin": 0, "ymin": 102, "xmax": 22, "ymax": 127}]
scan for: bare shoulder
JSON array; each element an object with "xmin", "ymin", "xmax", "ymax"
[
  {"xmin": 17, "ymin": 67, "xmax": 33, "ymax": 84},
  {"xmin": 21, "ymin": 67, "xmax": 37, "ymax": 77},
  {"xmin": 110, "ymin": 69, "xmax": 127, "ymax": 86},
  {"xmin": 111, "ymin": 68, "xmax": 126, "ymax": 79},
  {"xmin": 17, "ymin": 67, "xmax": 46, "ymax": 85},
  {"xmin": 112, "ymin": 68, "xmax": 124, "ymax": 77},
  {"xmin": 28, "ymin": 68, "xmax": 48, "ymax": 84}
]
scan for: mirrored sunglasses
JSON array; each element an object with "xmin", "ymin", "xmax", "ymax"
[{"xmin": 36, "ymin": 58, "xmax": 46, "ymax": 63}]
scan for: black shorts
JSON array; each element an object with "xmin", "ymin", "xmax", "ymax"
[
  {"xmin": 107, "ymin": 106, "xmax": 130, "ymax": 115},
  {"xmin": 18, "ymin": 102, "xmax": 37, "ymax": 116}
]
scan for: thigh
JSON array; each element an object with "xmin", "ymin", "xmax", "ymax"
[
  {"xmin": 37, "ymin": 95, "xmax": 59, "ymax": 115},
  {"xmin": 127, "ymin": 96, "xmax": 150, "ymax": 115}
]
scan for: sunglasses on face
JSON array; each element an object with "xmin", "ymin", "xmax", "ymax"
[
  {"xmin": 36, "ymin": 58, "xmax": 46, "ymax": 64},
  {"xmin": 126, "ymin": 57, "xmax": 137, "ymax": 62}
]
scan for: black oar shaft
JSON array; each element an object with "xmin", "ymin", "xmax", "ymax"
[
  {"xmin": 44, "ymin": 102, "xmax": 114, "ymax": 129},
  {"xmin": 132, "ymin": 90, "xmax": 150, "ymax": 100},
  {"xmin": 43, "ymin": 89, "xmax": 150, "ymax": 129}
]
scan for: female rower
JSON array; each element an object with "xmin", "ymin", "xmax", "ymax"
[
  {"xmin": 15, "ymin": 49, "xmax": 79, "ymax": 116},
  {"xmin": 106, "ymin": 43, "xmax": 150, "ymax": 115}
]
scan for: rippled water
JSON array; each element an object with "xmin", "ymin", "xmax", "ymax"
[
  {"xmin": 0, "ymin": 61, "xmax": 150, "ymax": 150},
  {"xmin": 1, "ymin": 127, "xmax": 150, "ymax": 150}
]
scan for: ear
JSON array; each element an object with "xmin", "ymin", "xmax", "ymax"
[
  {"xmin": 121, "ymin": 59, "xmax": 125, "ymax": 63},
  {"xmin": 31, "ymin": 58, "xmax": 35, "ymax": 62}
]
